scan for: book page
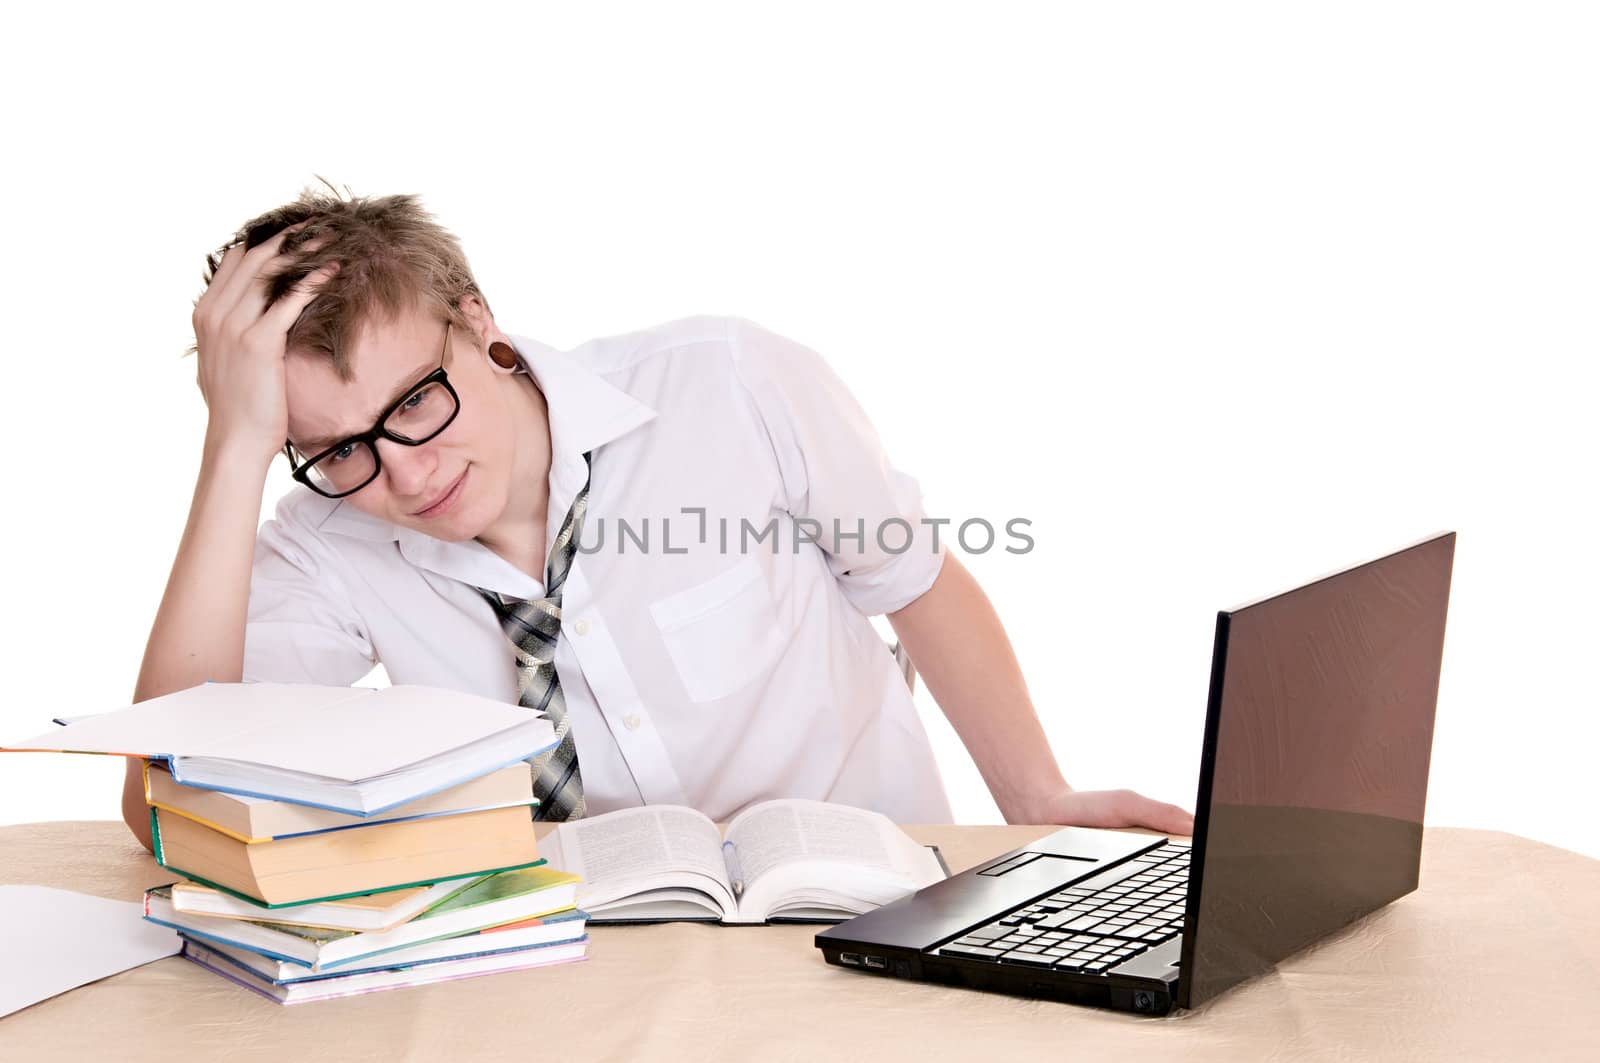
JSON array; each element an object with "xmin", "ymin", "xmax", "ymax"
[
  {"xmin": 547, "ymin": 806, "xmax": 732, "ymax": 905},
  {"xmin": 724, "ymin": 799, "xmax": 918, "ymax": 883},
  {"xmin": 722, "ymin": 800, "xmax": 945, "ymax": 921}
]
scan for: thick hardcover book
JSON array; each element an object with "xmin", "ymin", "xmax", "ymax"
[
  {"xmin": 149, "ymin": 805, "xmax": 543, "ymax": 907},
  {"xmin": 144, "ymin": 760, "xmax": 538, "ymax": 843}
]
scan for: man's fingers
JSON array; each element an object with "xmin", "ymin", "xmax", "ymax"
[
  {"xmin": 208, "ymin": 240, "xmax": 247, "ymax": 293},
  {"xmin": 261, "ymin": 261, "xmax": 340, "ymax": 335},
  {"xmin": 1156, "ymin": 802, "xmax": 1196, "ymax": 838},
  {"xmin": 1135, "ymin": 796, "xmax": 1195, "ymax": 837},
  {"xmin": 221, "ymin": 239, "xmax": 335, "ymax": 333},
  {"xmin": 214, "ymin": 221, "xmax": 313, "ymax": 307},
  {"xmin": 1107, "ymin": 790, "xmax": 1195, "ymax": 837},
  {"xmin": 1051, "ymin": 788, "xmax": 1195, "ymax": 836}
]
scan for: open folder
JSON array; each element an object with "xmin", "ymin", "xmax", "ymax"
[{"xmin": 1, "ymin": 682, "xmax": 557, "ymax": 815}]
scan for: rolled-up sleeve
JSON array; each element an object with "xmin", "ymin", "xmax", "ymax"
[
  {"xmin": 728, "ymin": 314, "xmax": 946, "ymax": 617},
  {"xmin": 241, "ymin": 500, "xmax": 377, "ymax": 686}
]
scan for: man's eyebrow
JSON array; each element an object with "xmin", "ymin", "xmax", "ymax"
[{"xmin": 295, "ymin": 360, "xmax": 437, "ymax": 451}]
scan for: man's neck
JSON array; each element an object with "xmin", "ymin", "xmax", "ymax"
[{"xmin": 475, "ymin": 372, "xmax": 553, "ymax": 583}]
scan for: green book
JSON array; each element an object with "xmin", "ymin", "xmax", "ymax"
[{"xmin": 144, "ymin": 865, "xmax": 583, "ymax": 971}]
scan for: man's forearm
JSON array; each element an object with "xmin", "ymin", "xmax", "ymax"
[
  {"xmin": 123, "ymin": 431, "xmax": 271, "ymax": 853},
  {"xmin": 887, "ymin": 550, "xmax": 1068, "ymax": 823}
]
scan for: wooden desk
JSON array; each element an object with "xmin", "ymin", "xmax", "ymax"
[{"xmin": 1, "ymin": 822, "xmax": 1595, "ymax": 1061}]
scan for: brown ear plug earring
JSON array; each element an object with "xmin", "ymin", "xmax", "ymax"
[{"xmin": 487, "ymin": 340, "xmax": 520, "ymax": 374}]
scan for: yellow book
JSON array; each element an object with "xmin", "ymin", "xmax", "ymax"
[
  {"xmin": 151, "ymin": 803, "xmax": 543, "ymax": 907},
  {"xmin": 144, "ymin": 759, "xmax": 536, "ymax": 843}
]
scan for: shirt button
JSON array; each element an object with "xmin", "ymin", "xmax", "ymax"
[
  {"xmin": 623, "ymin": 713, "xmax": 641, "ymax": 731},
  {"xmin": 573, "ymin": 618, "xmax": 590, "ymax": 637}
]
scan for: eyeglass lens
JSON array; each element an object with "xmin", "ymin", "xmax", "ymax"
[{"xmin": 302, "ymin": 379, "xmax": 457, "ymax": 495}]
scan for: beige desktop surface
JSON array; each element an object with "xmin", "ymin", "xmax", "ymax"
[{"xmin": 0, "ymin": 820, "xmax": 1595, "ymax": 1061}]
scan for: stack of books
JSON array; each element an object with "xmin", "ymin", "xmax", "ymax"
[
  {"xmin": 4, "ymin": 681, "xmax": 591, "ymax": 1005},
  {"xmin": 139, "ymin": 759, "xmax": 587, "ymax": 1004}
]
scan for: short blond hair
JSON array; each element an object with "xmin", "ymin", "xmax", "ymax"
[{"xmin": 193, "ymin": 177, "xmax": 490, "ymax": 382}]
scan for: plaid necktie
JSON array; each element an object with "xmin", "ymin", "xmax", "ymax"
[{"xmin": 474, "ymin": 449, "xmax": 594, "ymax": 821}]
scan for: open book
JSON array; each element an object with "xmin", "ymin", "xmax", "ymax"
[{"xmin": 538, "ymin": 798, "xmax": 950, "ymax": 925}]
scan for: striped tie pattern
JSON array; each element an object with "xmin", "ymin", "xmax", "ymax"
[{"xmin": 474, "ymin": 449, "xmax": 594, "ymax": 821}]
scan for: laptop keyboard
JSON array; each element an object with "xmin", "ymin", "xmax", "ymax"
[{"xmin": 935, "ymin": 841, "xmax": 1191, "ymax": 975}]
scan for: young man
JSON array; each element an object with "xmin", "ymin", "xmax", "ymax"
[{"xmin": 122, "ymin": 187, "xmax": 1194, "ymax": 851}]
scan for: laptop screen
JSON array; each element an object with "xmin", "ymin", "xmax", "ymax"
[{"xmin": 1178, "ymin": 533, "xmax": 1456, "ymax": 1009}]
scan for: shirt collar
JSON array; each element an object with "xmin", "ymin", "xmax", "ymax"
[{"xmin": 317, "ymin": 330, "xmax": 656, "ymax": 594}]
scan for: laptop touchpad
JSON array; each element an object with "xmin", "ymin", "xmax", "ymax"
[{"xmin": 978, "ymin": 852, "xmax": 1095, "ymax": 876}]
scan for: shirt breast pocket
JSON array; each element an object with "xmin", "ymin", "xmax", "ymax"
[{"xmin": 648, "ymin": 557, "xmax": 789, "ymax": 703}]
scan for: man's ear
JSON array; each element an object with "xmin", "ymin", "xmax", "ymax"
[
  {"xmin": 455, "ymin": 293, "xmax": 498, "ymax": 346},
  {"xmin": 454, "ymin": 294, "xmax": 519, "ymax": 376}
]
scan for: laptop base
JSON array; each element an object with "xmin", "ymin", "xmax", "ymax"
[{"xmin": 818, "ymin": 940, "xmax": 1181, "ymax": 1016}]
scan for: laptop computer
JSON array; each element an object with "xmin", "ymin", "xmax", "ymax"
[{"xmin": 815, "ymin": 531, "xmax": 1456, "ymax": 1015}]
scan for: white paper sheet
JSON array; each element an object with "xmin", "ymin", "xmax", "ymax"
[
  {"xmin": 2, "ymin": 682, "xmax": 540, "ymax": 780},
  {"xmin": 0, "ymin": 886, "xmax": 182, "ymax": 1017}
]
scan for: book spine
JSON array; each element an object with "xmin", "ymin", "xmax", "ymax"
[
  {"xmin": 150, "ymin": 915, "xmax": 309, "ymax": 966},
  {"xmin": 154, "ymin": 856, "xmax": 549, "ymax": 910},
  {"xmin": 268, "ymin": 799, "xmax": 540, "ymax": 842},
  {"xmin": 180, "ymin": 945, "xmax": 289, "ymax": 1006},
  {"xmin": 149, "ymin": 806, "xmax": 166, "ymax": 865},
  {"xmin": 149, "ymin": 802, "xmax": 265, "ymax": 844},
  {"xmin": 166, "ymin": 748, "xmax": 554, "ymax": 817}
]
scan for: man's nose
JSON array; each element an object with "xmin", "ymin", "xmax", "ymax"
[{"xmin": 376, "ymin": 438, "xmax": 438, "ymax": 499}]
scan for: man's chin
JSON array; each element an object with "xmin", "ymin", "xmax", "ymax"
[
  {"xmin": 399, "ymin": 470, "xmax": 514, "ymax": 542},
  {"xmin": 410, "ymin": 509, "xmax": 484, "ymax": 542}
]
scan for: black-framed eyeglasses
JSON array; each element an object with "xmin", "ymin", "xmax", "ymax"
[{"xmin": 283, "ymin": 320, "xmax": 462, "ymax": 499}]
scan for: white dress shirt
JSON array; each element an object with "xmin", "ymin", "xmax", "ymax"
[{"xmin": 242, "ymin": 314, "xmax": 956, "ymax": 825}]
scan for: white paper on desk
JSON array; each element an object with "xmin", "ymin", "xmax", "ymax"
[
  {"xmin": 2, "ymin": 682, "xmax": 540, "ymax": 781},
  {"xmin": 0, "ymin": 886, "xmax": 181, "ymax": 1017}
]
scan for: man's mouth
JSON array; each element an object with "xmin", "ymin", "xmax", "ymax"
[{"xmin": 412, "ymin": 467, "xmax": 468, "ymax": 518}]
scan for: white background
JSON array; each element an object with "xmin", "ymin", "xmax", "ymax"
[{"xmin": 1, "ymin": 2, "xmax": 1594, "ymax": 858}]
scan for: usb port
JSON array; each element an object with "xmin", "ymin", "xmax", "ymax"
[
  {"xmin": 839, "ymin": 952, "xmax": 863, "ymax": 966},
  {"xmin": 863, "ymin": 955, "xmax": 888, "ymax": 970}
]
